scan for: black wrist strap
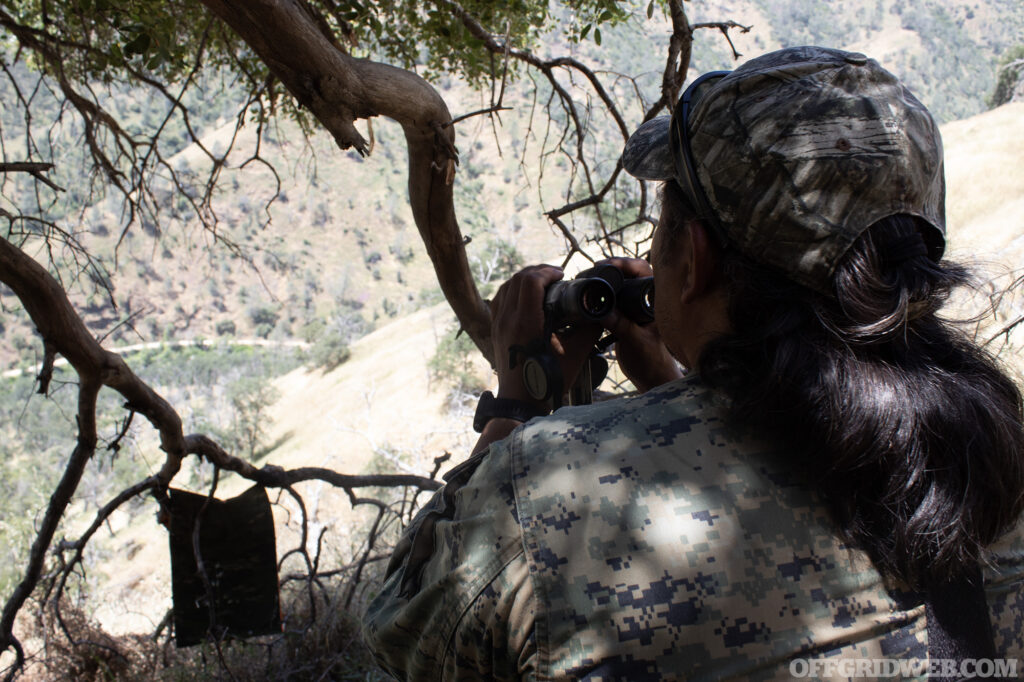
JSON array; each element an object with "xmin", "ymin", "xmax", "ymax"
[{"xmin": 473, "ymin": 391, "xmax": 549, "ymax": 433}]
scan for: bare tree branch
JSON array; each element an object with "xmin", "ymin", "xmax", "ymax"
[
  {"xmin": 0, "ymin": 162, "xmax": 63, "ymax": 191},
  {"xmin": 692, "ymin": 20, "xmax": 752, "ymax": 61},
  {"xmin": 183, "ymin": 434, "xmax": 442, "ymax": 492},
  {"xmin": 0, "ymin": 378, "xmax": 99, "ymax": 682},
  {"xmin": 661, "ymin": 0, "xmax": 691, "ymax": 114},
  {"xmin": 0, "ymin": 236, "xmax": 188, "ymax": 480}
]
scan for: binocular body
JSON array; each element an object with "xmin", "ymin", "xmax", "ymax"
[{"xmin": 543, "ymin": 264, "xmax": 654, "ymax": 329}]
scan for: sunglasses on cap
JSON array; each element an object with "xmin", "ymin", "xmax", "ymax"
[{"xmin": 669, "ymin": 70, "xmax": 730, "ymax": 234}]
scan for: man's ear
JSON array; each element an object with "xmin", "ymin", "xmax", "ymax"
[{"xmin": 680, "ymin": 220, "xmax": 719, "ymax": 304}]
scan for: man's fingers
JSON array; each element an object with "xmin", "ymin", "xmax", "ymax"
[
  {"xmin": 516, "ymin": 264, "xmax": 564, "ymax": 300},
  {"xmin": 491, "ymin": 265, "xmax": 562, "ymax": 315},
  {"xmin": 551, "ymin": 323, "xmax": 602, "ymax": 360},
  {"xmin": 595, "ymin": 257, "xmax": 653, "ymax": 279}
]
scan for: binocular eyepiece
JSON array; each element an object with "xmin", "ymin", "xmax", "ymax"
[{"xmin": 543, "ymin": 265, "xmax": 654, "ymax": 328}]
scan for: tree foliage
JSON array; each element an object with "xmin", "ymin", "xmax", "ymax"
[{"xmin": 989, "ymin": 44, "xmax": 1024, "ymax": 108}]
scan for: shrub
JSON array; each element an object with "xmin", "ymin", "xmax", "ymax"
[
  {"xmin": 428, "ymin": 324, "xmax": 487, "ymax": 410},
  {"xmin": 248, "ymin": 305, "xmax": 280, "ymax": 328},
  {"xmin": 309, "ymin": 332, "xmax": 352, "ymax": 372},
  {"xmin": 989, "ymin": 44, "xmax": 1024, "ymax": 108}
]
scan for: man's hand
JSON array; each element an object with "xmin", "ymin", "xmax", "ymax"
[
  {"xmin": 596, "ymin": 257, "xmax": 683, "ymax": 393},
  {"xmin": 489, "ymin": 264, "xmax": 602, "ymax": 409}
]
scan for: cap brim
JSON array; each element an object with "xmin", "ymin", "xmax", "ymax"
[{"xmin": 621, "ymin": 116, "xmax": 675, "ymax": 182}]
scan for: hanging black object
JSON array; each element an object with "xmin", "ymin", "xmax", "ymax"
[{"xmin": 168, "ymin": 485, "xmax": 282, "ymax": 647}]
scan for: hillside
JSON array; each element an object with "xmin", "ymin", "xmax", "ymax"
[
  {"xmin": 89, "ymin": 302, "xmax": 487, "ymax": 634},
  {"xmin": 2, "ymin": 1, "xmax": 1024, "ymax": 667},
  {"xmin": 943, "ymin": 101, "xmax": 1024, "ymax": 379},
  {"xmin": 78, "ymin": 99, "xmax": 1024, "ymax": 638},
  {"xmin": 944, "ymin": 102, "xmax": 1024, "ymax": 256},
  {"xmin": 1, "ymin": 0, "xmax": 1022, "ymax": 372}
]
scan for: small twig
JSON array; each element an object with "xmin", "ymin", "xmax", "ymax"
[
  {"xmin": 0, "ymin": 161, "xmax": 63, "ymax": 192},
  {"xmin": 279, "ymin": 554, "xmax": 389, "ymax": 586},
  {"xmin": 193, "ymin": 467, "xmax": 222, "ymax": 643},
  {"xmin": 446, "ymin": 105, "xmax": 514, "ymax": 127},
  {"xmin": 429, "ymin": 452, "xmax": 451, "ymax": 480},
  {"xmin": 107, "ymin": 409, "xmax": 136, "ymax": 455},
  {"xmin": 150, "ymin": 609, "xmax": 173, "ymax": 642},
  {"xmin": 344, "ymin": 505, "xmax": 387, "ymax": 610},
  {"xmin": 36, "ymin": 341, "xmax": 58, "ymax": 395},
  {"xmin": 984, "ymin": 314, "xmax": 1024, "ymax": 348},
  {"xmin": 280, "ymin": 486, "xmax": 317, "ymax": 627},
  {"xmin": 691, "ymin": 20, "xmax": 752, "ymax": 60}
]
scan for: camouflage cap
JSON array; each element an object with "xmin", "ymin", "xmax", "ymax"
[{"xmin": 622, "ymin": 46, "xmax": 946, "ymax": 294}]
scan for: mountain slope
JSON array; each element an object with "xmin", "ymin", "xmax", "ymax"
[{"xmin": 84, "ymin": 91, "xmax": 1024, "ymax": 642}]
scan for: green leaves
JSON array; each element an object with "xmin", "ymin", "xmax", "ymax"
[
  {"xmin": 122, "ymin": 30, "xmax": 150, "ymax": 57},
  {"xmin": 565, "ymin": 0, "xmax": 627, "ymax": 46}
]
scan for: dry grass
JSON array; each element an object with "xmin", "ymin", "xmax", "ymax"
[{"xmin": 18, "ymin": 586, "xmax": 387, "ymax": 681}]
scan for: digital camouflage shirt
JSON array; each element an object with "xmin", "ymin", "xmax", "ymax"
[{"xmin": 363, "ymin": 376, "xmax": 1024, "ymax": 680}]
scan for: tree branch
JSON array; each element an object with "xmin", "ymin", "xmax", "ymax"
[
  {"xmin": 0, "ymin": 161, "xmax": 63, "ymax": 192},
  {"xmin": 183, "ymin": 434, "xmax": 442, "ymax": 492},
  {"xmin": 0, "ymin": 236, "xmax": 188, "ymax": 481},
  {"xmin": 662, "ymin": 0, "xmax": 691, "ymax": 113},
  {"xmin": 198, "ymin": 0, "xmax": 494, "ymax": 362}
]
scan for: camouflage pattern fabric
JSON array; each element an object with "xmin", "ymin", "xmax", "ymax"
[
  {"xmin": 363, "ymin": 376, "xmax": 1024, "ymax": 680},
  {"xmin": 621, "ymin": 46, "xmax": 946, "ymax": 295},
  {"xmin": 984, "ymin": 526, "xmax": 1024, "ymax": 658}
]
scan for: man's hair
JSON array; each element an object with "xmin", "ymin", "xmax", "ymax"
[{"xmin": 660, "ymin": 180, "xmax": 1024, "ymax": 588}]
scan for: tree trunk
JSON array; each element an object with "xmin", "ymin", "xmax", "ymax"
[{"xmin": 198, "ymin": 0, "xmax": 494, "ymax": 362}]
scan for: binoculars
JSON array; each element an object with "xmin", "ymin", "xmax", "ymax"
[{"xmin": 543, "ymin": 264, "xmax": 654, "ymax": 328}]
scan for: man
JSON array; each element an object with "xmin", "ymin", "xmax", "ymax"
[{"xmin": 364, "ymin": 46, "xmax": 1024, "ymax": 680}]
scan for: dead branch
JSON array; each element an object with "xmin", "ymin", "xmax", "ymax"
[
  {"xmin": 0, "ymin": 378, "xmax": 99, "ymax": 682},
  {"xmin": 0, "ymin": 233, "xmax": 187, "ymax": 677},
  {"xmin": 0, "ymin": 237, "xmax": 187, "ymax": 480},
  {"xmin": 661, "ymin": 0, "xmax": 691, "ymax": 114},
  {"xmin": 447, "ymin": 105, "xmax": 515, "ymax": 127},
  {"xmin": 0, "ymin": 162, "xmax": 63, "ymax": 192},
  {"xmin": 692, "ymin": 20, "xmax": 752, "ymax": 61},
  {"xmin": 183, "ymin": 434, "xmax": 442, "ymax": 492}
]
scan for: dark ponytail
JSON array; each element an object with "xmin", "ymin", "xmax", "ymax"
[{"xmin": 662, "ymin": 182, "xmax": 1024, "ymax": 588}]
